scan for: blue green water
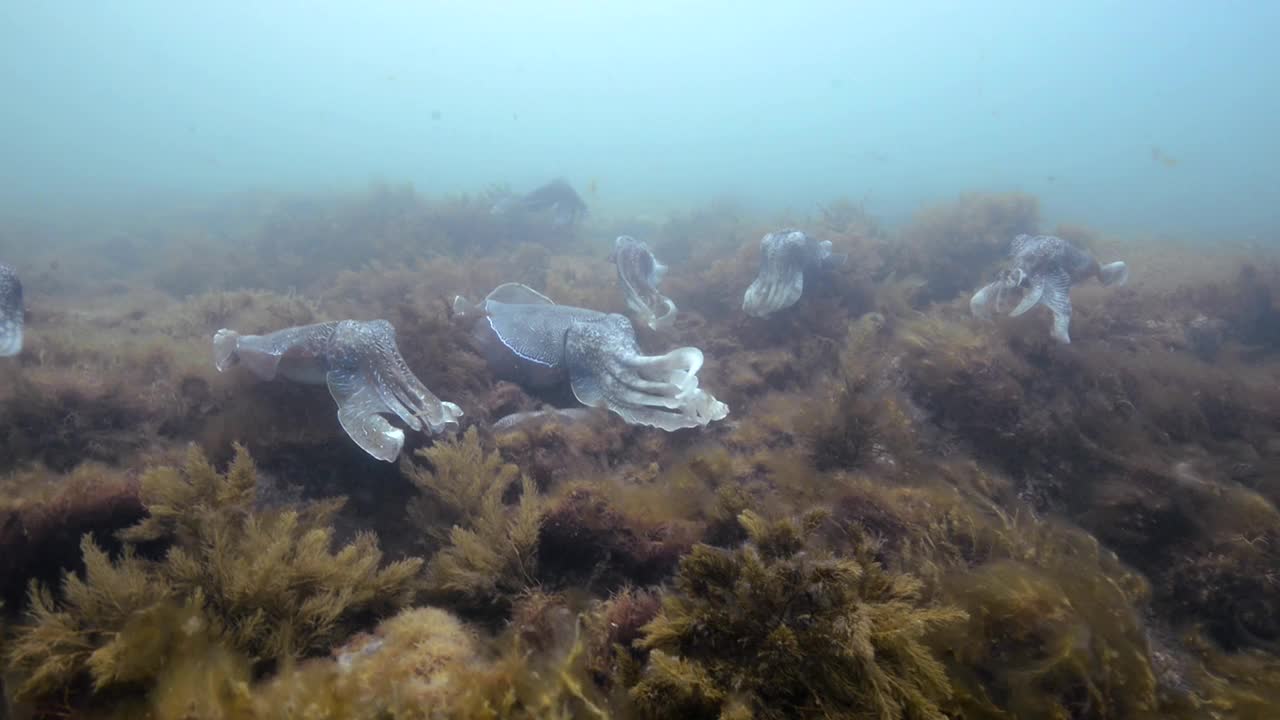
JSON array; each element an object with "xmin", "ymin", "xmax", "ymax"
[{"xmin": 2, "ymin": 1, "xmax": 1276, "ymax": 238}]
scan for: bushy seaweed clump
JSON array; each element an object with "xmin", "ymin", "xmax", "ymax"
[
  {"xmin": 5, "ymin": 444, "xmax": 421, "ymax": 707},
  {"xmin": 1158, "ymin": 479, "xmax": 1280, "ymax": 652},
  {"xmin": 629, "ymin": 509, "xmax": 965, "ymax": 720},
  {"xmin": 937, "ymin": 526, "xmax": 1159, "ymax": 720},
  {"xmin": 259, "ymin": 601, "xmax": 610, "ymax": 719},
  {"xmin": 405, "ymin": 426, "xmax": 544, "ymax": 613},
  {"xmin": 891, "ymin": 192, "xmax": 1040, "ymax": 305}
]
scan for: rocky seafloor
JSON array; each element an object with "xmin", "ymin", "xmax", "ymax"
[{"xmin": 1, "ymin": 185, "xmax": 1279, "ymax": 719}]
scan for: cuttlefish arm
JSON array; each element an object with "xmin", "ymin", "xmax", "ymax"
[
  {"xmin": 564, "ymin": 313, "xmax": 728, "ymax": 431},
  {"xmin": 213, "ymin": 320, "xmax": 461, "ymax": 462},
  {"xmin": 1008, "ymin": 269, "xmax": 1074, "ymax": 343},
  {"xmin": 969, "ymin": 280, "xmax": 1006, "ymax": 320},
  {"xmin": 325, "ymin": 320, "xmax": 463, "ymax": 460}
]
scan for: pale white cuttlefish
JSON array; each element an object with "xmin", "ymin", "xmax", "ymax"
[
  {"xmin": 453, "ymin": 283, "xmax": 727, "ymax": 431},
  {"xmin": 742, "ymin": 229, "xmax": 843, "ymax": 318},
  {"xmin": 213, "ymin": 319, "xmax": 462, "ymax": 461}
]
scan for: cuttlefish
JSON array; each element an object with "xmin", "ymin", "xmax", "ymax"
[
  {"xmin": 490, "ymin": 178, "xmax": 588, "ymax": 227},
  {"xmin": 970, "ymin": 234, "xmax": 1129, "ymax": 343},
  {"xmin": 0, "ymin": 263, "xmax": 22, "ymax": 357},
  {"xmin": 742, "ymin": 229, "xmax": 842, "ymax": 317},
  {"xmin": 453, "ymin": 283, "xmax": 727, "ymax": 431},
  {"xmin": 611, "ymin": 235, "xmax": 677, "ymax": 331},
  {"xmin": 213, "ymin": 319, "xmax": 462, "ymax": 461}
]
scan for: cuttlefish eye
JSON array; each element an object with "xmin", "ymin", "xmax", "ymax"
[{"xmin": 1001, "ymin": 268, "xmax": 1027, "ymax": 288}]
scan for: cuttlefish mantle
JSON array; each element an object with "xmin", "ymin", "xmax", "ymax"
[
  {"xmin": 453, "ymin": 283, "xmax": 727, "ymax": 431},
  {"xmin": 213, "ymin": 319, "xmax": 462, "ymax": 461}
]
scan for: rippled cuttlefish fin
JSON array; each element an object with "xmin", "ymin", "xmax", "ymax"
[
  {"xmin": 614, "ymin": 236, "xmax": 678, "ymax": 331},
  {"xmin": 326, "ymin": 320, "xmax": 462, "ymax": 462},
  {"xmin": 484, "ymin": 281, "xmax": 557, "ymax": 306},
  {"xmin": 565, "ymin": 315, "xmax": 728, "ymax": 431},
  {"xmin": 0, "ymin": 263, "xmax": 23, "ymax": 357},
  {"xmin": 481, "ymin": 283, "xmax": 575, "ymax": 367}
]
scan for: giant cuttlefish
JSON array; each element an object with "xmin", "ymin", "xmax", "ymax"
[
  {"xmin": 0, "ymin": 263, "xmax": 22, "ymax": 357},
  {"xmin": 611, "ymin": 235, "xmax": 677, "ymax": 331},
  {"xmin": 970, "ymin": 234, "xmax": 1129, "ymax": 344},
  {"xmin": 453, "ymin": 283, "xmax": 727, "ymax": 431},
  {"xmin": 742, "ymin": 229, "xmax": 841, "ymax": 318},
  {"xmin": 213, "ymin": 320, "xmax": 462, "ymax": 461},
  {"xmin": 490, "ymin": 178, "xmax": 588, "ymax": 227}
]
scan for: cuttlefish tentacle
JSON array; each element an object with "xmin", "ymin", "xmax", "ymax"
[{"xmin": 213, "ymin": 320, "xmax": 461, "ymax": 462}]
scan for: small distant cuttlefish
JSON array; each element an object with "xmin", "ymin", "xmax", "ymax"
[
  {"xmin": 970, "ymin": 234, "xmax": 1129, "ymax": 344},
  {"xmin": 0, "ymin": 263, "xmax": 23, "ymax": 357},
  {"xmin": 742, "ymin": 229, "xmax": 843, "ymax": 318},
  {"xmin": 611, "ymin": 235, "xmax": 677, "ymax": 331},
  {"xmin": 213, "ymin": 320, "xmax": 462, "ymax": 462},
  {"xmin": 490, "ymin": 178, "xmax": 588, "ymax": 227}
]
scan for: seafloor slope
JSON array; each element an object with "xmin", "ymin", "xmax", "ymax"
[{"xmin": 1, "ymin": 186, "xmax": 1278, "ymax": 719}]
